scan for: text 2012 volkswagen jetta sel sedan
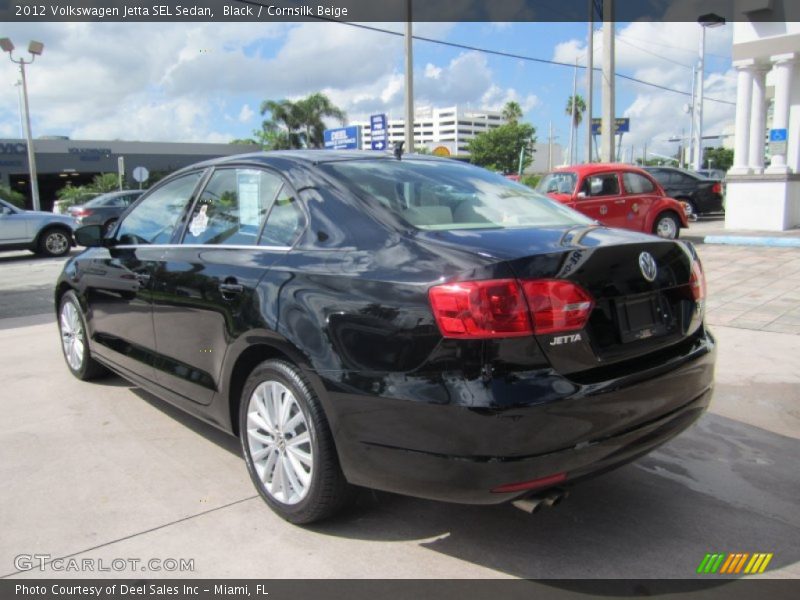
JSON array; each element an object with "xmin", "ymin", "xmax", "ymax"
[{"xmin": 56, "ymin": 151, "xmax": 715, "ymax": 524}]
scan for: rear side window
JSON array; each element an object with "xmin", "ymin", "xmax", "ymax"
[
  {"xmin": 648, "ymin": 170, "xmax": 669, "ymax": 185},
  {"xmin": 184, "ymin": 168, "xmax": 282, "ymax": 246},
  {"xmin": 259, "ymin": 186, "xmax": 305, "ymax": 247},
  {"xmin": 622, "ymin": 172, "xmax": 655, "ymax": 194},
  {"xmin": 581, "ymin": 173, "xmax": 620, "ymax": 197},
  {"xmin": 117, "ymin": 173, "xmax": 203, "ymax": 245}
]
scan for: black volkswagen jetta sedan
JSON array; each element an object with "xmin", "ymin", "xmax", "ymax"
[{"xmin": 56, "ymin": 151, "xmax": 715, "ymax": 524}]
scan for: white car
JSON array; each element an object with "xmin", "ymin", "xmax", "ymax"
[{"xmin": 0, "ymin": 198, "xmax": 77, "ymax": 257}]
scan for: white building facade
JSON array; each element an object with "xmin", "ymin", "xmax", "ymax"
[
  {"xmin": 353, "ymin": 105, "xmax": 562, "ymax": 173},
  {"xmin": 726, "ymin": 4, "xmax": 800, "ymax": 231}
]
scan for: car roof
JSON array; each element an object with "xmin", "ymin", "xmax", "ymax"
[{"xmin": 553, "ymin": 163, "xmax": 654, "ymax": 177}]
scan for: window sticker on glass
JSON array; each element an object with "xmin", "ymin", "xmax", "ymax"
[
  {"xmin": 189, "ymin": 204, "xmax": 209, "ymax": 237},
  {"xmin": 238, "ymin": 171, "xmax": 261, "ymax": 228}
]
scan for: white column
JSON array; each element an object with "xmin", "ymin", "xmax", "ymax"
[
  {"xmin": 748, "ymin": 65, "xmax": 770, "ymax": 174},
  {"xmin": 766, "ymin": 53, "xmax": 797, "ymax": 174},
  {"xmin": 730, "ymin": 60, "xmax": 755, "ymax": 175}
]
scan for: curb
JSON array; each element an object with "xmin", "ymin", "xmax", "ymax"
[{"xmin": 703, "ymin": 235, "xmax": 800, "ymax": 248}]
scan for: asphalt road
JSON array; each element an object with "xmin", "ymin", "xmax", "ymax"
[{"xmin": 1, "ymin": 244, "xmax": 799, "ymax": 580}]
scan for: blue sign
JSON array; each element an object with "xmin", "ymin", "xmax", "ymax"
[
  {"xmin": 591, "ymin": 118, "xmax": 630, "ymax": 135},
  {"xmin": 323, "ymin": 126, "xmax": 361, "ymax": 150},
  {"xmin": 370, "ymin": 113, "xmax": 388, "ymax": 150},
  {"xmin": 769, "ymin": 128, "xmax": 787, "ymax": 142}
]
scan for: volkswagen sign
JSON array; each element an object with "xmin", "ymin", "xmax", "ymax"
[{"xmin": 638, "ymin": 252, "xmax": 657, "ymax": 282}]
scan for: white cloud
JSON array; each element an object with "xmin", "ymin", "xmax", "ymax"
[
  {"xmin": 424, "ymin": 64, "xmax": 443, "ymax": 80},
  {"xmin": 238, "ymin": 104, "xmax": 254, "ymax": 123}
]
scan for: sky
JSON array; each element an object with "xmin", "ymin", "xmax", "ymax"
[{"xmin": 0, "ymin": 20, "xmax": 735, "ymax": 162}]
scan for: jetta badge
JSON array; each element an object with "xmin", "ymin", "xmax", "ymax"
[{"xmin": 639, "ymin": 252, "xmax": 657, "ymax": 282}]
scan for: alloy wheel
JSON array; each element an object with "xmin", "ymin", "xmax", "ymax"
[
  {"xmin": 46, "ymin": 231, "xmax": 70, "ymax": 256},
  {"xmin": 60, "ymin": 301, "xmax": 85, "ymax": 371},
  {"xmin": 656, "ymin": 216, "xmax": 678, "ymax": 239},
  {"xmin": 246, "ymin": 380, "xmax": 313, "ymax": 505}
]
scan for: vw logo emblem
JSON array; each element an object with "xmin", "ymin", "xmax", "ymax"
[{"xmin": 639, "ymin": 252, "xmax": 657, "ymax": 282}]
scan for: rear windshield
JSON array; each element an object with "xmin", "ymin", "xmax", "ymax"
[
  {"xmin": 322, "ymin": 159, "xmax": 591, "ymax": 230},
  {"xmin": 536, "ymin": 172, "xmax": 577, "ymax": 195}
]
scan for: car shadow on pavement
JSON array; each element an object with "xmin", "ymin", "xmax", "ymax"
[
  {"xmin": 310, "ymin": 414, "xmax": 800, "ymax": 579},
  {"xmin": 0, "ymin": 249, "xmax": 80, "ymax": 264},
  {"xmin": 117, "ymin": 382, "xmax": 800, "ymax": 580}
]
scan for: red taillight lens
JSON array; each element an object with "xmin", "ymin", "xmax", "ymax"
[
  {"xmin": 520, "ymin": 280, "xmax": 594, "ymax": 335},
  {"xmin": 712, "ymin": 182, "xmax": 722, "ymax": 195},
  {"xmin": 72, "ymin": 208, "xmax": 92, "ymax": 217},
  {"xmin": 690, "ymin": 260, "xmax": 706, "ymax": 302},
  {"xmin": 428, "ymin": 279, "xmax": 532, "ymax": 339},
  {"xmin": 491, "ymin": 472, "xmax": 567, "ymax": 494},
  {"xmin": 429, "ymin": 278, "xmax": 594, "ymax": 339}
]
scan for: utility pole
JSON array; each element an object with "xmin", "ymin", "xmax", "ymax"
[
  {"xmin": 586, "ymin": 0, "xmax": 595, "ymax": 163},
  {"xmin": 569, "ymin": 58, "xmax": 578, "ymax": 164},
  {"xmin": 601, "ymin": 0, "xmax": 615, "ymax": 163},
  {"xmin": 548, "ymin": 120, "xmax": 553, "ymax": 171},
  {"xmin": 403, "ymin": 0, "xmax": 415, "ymax": 153},
  {"xmin": 688, "ymin": 65, "xmax": 696, "ymax": 168}
]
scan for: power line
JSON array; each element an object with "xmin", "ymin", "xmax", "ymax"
[
  {"xmin": 616, "ymin": 36, "xmax": 694, "ymax": 70},
  {"xmin": 231, "ymin": 2, "xmax": 736, "ymax": 106}
]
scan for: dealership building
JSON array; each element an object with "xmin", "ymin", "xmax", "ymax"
[{"xmin": 0, "ymin": 138, "xmax": 258, "ymax": 211}]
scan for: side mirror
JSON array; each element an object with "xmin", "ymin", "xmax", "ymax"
[
  {"xmin": 576, "ymin": 191, "xmax": 587, "ymax": 199},
  {"xmin": 74, "ymin": 224, "xmax": 111, "ymax": 247}
]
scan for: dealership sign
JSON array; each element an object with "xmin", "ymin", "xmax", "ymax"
[
  {"xmin": 590, "ymin": 118, "xmax": 631, "ymax": 135},
  {"xmin": 323, "ymin": 126, "xmax": 361, "ymax": 150},
  {"xmin": 0, "ymin": 142, "xmax": 26, "ymax": 154},
  {"xmin": 370, "ymin": 114, "xmax": 388, "ymax": 151}
]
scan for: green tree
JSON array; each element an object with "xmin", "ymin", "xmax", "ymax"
[
  {"xmin": 703, "ymin": 147, "xmax": 733, "ymax": 171},
  {"xmin": 565, "ymin": 94, "xmax": 587, "ymax": 128},
  {"xmin": 467, "ymin": 122, "xmax": 537, "ymax": 174},
  {"xmin": 257, "ymin": 93, "xmax": 347, "ymax": 149},
  {"xmin": 502, "ymin": 101, "xmax": 523, "ymax": 124},
  {"xmin": 0, "ymin": 184, "xmax": 26, "ymax": 208}
]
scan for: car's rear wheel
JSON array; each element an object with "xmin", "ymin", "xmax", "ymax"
[
  {"xmin": 39, "ymin": 228, "xmax": 71, "ymax": 257},
  {"xmin": 240, "ymin": 359, "xmax": 353, "ymax": 524},
  {"xmin": 653, "ymin": 212, "xmax": 680, "ymax": 239},
  {"xmin": 58, "ymin": 291, "xmax": 108, "ymax": 380}
]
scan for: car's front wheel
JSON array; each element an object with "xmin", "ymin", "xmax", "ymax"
[
  {"xmin": 653, "ymin": 212, "xmax": 680, "ymax": 239},
  {"xmin": 38, "ymin": 228, "xmax": 72, "ymax": 257},
  {"xmin": 240, "ymin": 359, "xmax": 353, "ymax": 524},
  {"xmin": 58, "ymin": 291, "xmax": 108, "ymax": 380}
]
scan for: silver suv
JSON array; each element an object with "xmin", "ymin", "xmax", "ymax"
[{"xmin": 0, "ymin": 198, "xmax": 77, "ymax": 257}]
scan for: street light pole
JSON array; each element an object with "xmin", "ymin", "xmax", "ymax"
[
  {"xmin": 403, "ymin": 0, "xmax": 415, "ymax": 153},
  {"xmin": 693, "ymin": 14, "xmax": 726, "ymax": 171},
  {"xmin": 1, "ymin": 38, "xmax": 44, "ymax": 211}
]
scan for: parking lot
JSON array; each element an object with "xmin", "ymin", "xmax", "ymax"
[{"xmin": 1, "ymin": 226, "xmax": 799, "ymax": 579}]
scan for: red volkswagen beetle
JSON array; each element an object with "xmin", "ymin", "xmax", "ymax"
[{"xmin": 536, "ymin": 164, "xmax": 690, "ymax": 239}]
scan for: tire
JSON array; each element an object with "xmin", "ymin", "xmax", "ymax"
[
  {"xmin": 239, "ymin": 359, "xmax": 353, "ymax": 524},
  {"xmin": 58, "ymin": 291, "xmax": 108, "ymax": 380},
  {"xmin": 653, "ymin": 212, "xmax": 681, "ymax": 239},
  {"xmin": 38, "ymin": 228, "xmax": 72, "ymax": 257}
]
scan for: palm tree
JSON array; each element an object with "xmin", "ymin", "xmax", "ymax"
[
  {"xmin": 259, "ymin": 93, "xmax": 347, "ymax": 149},
  {"xmin": 565, "ymin": 94, "xmax": 587, "ymax": 128},
  {"xmin": 502, "ymin": 101, "xmax": 523, "ymax": 124}
]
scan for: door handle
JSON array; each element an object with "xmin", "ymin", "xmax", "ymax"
[
  {"xmin": 219, "ymin": 279, "xmax": 244, "ymax": 298},
  {"xmin": 614, "ymin": 199, "xmax": 626, "ymax": 205}
]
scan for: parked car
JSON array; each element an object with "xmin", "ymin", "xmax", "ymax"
[
  {"xmin": 695, "ymin": 168, "xmax": 726, "ymax": 181},
  {"xmin": 644, "ymin": 167, "xmax": 724, "ymax": 215},
  {"xmin": 537, "ymin": 163, "xmax": 689, "ymax": 239},
  {"xmin": 0, "ymin": 197, "xmax": 76, "ymax": 257},
  {"xmin": 53, "ymin": 192, "xmax": 100, "ymax": 215},
  {"xmin": 68, "ymin": 190, "xmax": 144, "ymax": 232},
  {"xmin": 57, "ymin": 151, "xmax": 715, "ymax": 524}
]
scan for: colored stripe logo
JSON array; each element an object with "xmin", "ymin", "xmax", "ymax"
[{"xmin": 697, "ymin": 553, "xmax": 773, "ymax": 574}]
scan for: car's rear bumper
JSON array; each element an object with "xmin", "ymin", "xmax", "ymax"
[{"xmin": 327, "ymin": 329, "xmax": 715, "ymax": 504}]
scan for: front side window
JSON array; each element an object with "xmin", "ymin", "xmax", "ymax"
[
  {"xmin": 183, "ymin": 168, "xmax": 282, "ymax": 246},
  {"xmin": 117, "ymin": 172, "xmax": 203, "ymax": 245},
  {"xmin": 536, "ymin": 172, "xmax": 577, "ymax": 195},
  {"xmin": 322, "ymin": 159, "xmax": 591, "ymax": 231},
  {"xmin": 622, "ymin": 172, "xmax": 655, "ymax": 194}
]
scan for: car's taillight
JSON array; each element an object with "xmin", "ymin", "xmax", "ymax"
[
  {"xmin": 72, "ymin": 208, "xmax": 92, "ymax": 217},
  {"xmin": 712, "ymin": 182, "xmax": 722, "ymax": 195},
  {"xmin": 520, "ymin": 280, "xmax": 594, "ymax": 335},
  {"xmin": 690, "ymin": 260, "xmax": 706, "ymax": 302},
  {"xmin": 428, "ymin": 278, "xmax": 594, "ymax": 339},
  {"xmin": 428, "ymin": 279, "xmax": 532, "ymax": 339}
]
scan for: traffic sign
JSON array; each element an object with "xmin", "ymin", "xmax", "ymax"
[
  {"xmin": 323, "ymin": 126, "xmax": 361, "ymax": 150},
  {"xmin": 132, "ymin": 166, "xmax": 149, "ymax": 183},
  {"xmin": 769, "ymin": 128, "xmax": 787, "ymax": 142},
  {"xmin": 591, "ymin": 118, "xmax": 630, "ymax": 135},
  {"xmin": 370, "ymin": 113, "xmax": 388, "ymax": 151}
]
